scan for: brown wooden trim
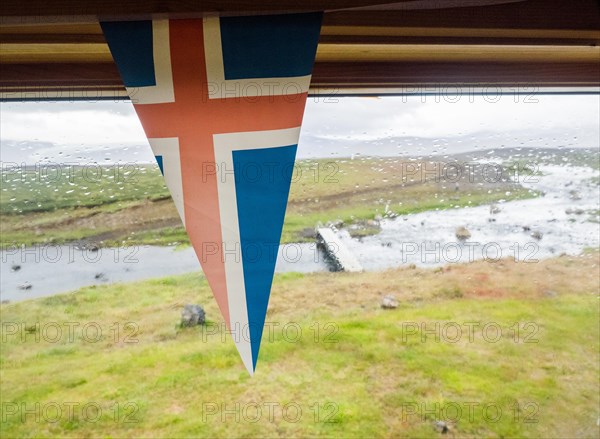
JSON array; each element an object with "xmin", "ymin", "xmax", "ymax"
[
  {"xmin": 9, "ymin": 33, "xmax": 597, "ymax": 47},
  {"xmin": 311, "ymin": 61, "xmax": 600, "ymax": 86},
  {"xmin": 2, "ymin": 61, "xmax": 598, "ymax": 90},
  {"xmin": 320, "ymin": 26, "xmax": 600, "ymax": 39},
  {"xmin": 315, "ymin": 44, "xmax": 600, "ymax": 63},
  {"xmin": 1, "ymin": 0, "xmax": 598, "ymax": 30},
  {"xmin": 0, "ymin": 23, "xmax": 102, "ymax": 34},
  {"xmin": 0, "ymin": 43, "xmax": 112, "ymax": 63},
  {"xmin": 323, "ymin": 0, "xmax": 600, "ymax": 31},
  {"xmin": 0, "ymin": 0, "xmax": 403, "ymax": 20},
  {"xmin": 0, "ymin": 63, "xmax": 122, "ymax": 86},
  {"xmin": 0, "ymin": 34, "xmax": 106, "ymax": 44},
  {"xmin": 4, "ymin": 42, "xmax": 598, "ymax": 64},
  {"xmin": 318, "ymin": 35, "xmax": 600, "ymax": 46}
]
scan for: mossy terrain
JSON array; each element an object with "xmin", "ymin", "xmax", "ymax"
[{"xmin": 1, "ymin": 251, "xmax": 598, "ymax": 438}]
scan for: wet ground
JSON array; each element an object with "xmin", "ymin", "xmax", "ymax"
[{"xmin": 2, "ymin": 164, "xmax": 598, "ymax": 302}]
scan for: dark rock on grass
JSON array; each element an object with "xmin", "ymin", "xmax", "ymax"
[
  {"xmin": 381, "ymin": 295, "xmax": 398, "ymax": 309},
  {"xmin": 181, "ymin": 304, "xmax": 206, "ymax": 327},
  {"xmin": 455, "ymin": 226, "xmax": 471, "ymax": 241},
  {"xmin": 298, "ymin": 227, "xmax": 317, "ymax": 240},
  {"xmin": 433, "ymin": 420, "xmax": 449, "ymax": 434}
]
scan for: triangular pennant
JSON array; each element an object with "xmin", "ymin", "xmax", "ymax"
[{"xmin": 101, "ymin": 13, "xmax": 322, "ymax": 374}]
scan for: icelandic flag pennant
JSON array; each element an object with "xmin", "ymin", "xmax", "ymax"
[{"xmin": 101, "ymin": 13, "xmax": 322, "ymax": 375}]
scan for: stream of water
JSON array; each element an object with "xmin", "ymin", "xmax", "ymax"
[
  {"xmin": 1, "ymin": 164, "xmax": 598, "ymax": 302},
  {"xmin": 343, "ymin": 164, "xmax": 599, "ymax": 269}
]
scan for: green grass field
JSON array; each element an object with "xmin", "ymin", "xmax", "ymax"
[
  {"xmin": 0, "ymin": 158, "xmax": 537, "ymax": 247},
  {"xmin": 1, "ymin": 252, "xmax": 598, "ymax": 438}
]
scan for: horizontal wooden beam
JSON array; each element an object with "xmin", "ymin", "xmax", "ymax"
[
  {"xmin": 0, "ymin": 0, "xmax": 598, "ymax": 97},
  {"xmin": 317, "ymin": 44, "xmax": 600, "ymax": 63},
  {"xmin": 1, "ymin": 0, "xmax": 598, "ymax": 30},
  {"xmin": 324, "ymin": 0, "xmax": 600, "ymax": 30},
  {"xmin": 2, "ymin": 60, "xmax": 597, "ymax": 91},
  {"xmin": 0, "ymin": 43, "xmax": 112, "ymax": 63},
  {"xmin": 0, "ymin": 63, "xmax": 122, "ymax": 86},
  {"xmin": 320, "ymin": 26, "xmax": 600, "ymax": 41},
  {"xmin": 0, "ymin": 33, "xmax": 106, "ymax": 44},
  {"xmin": 0, "ymin": 0, "xmax": 404, "ymax": 21},
  {"xmin": 311, "ymin": 61, "xmax": 600, "ymax": 86},
  {"xmin": 3, "ymin": 26, "xmax": 598, "ymax": 45},
  {"xmin": 3, "ymin": 23, "xmax": 598, "ymax": 39},
  {"xmin": 318, "ymin": 35, "xmax": 600, "ymax": 47},
  {"xmin": 3, "ymin": 41, "xmax": 598, "ymax": 64}
]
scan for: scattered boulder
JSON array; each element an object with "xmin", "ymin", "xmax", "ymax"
[
  {"xmin": 329, "ymin": 219, "xmax": 344, "ymax": 229},
  {"xmin": 181, "ymin": 304, "xmax": 206, "ymax": 327},
  {"xmin": 10, "ymin": 264, "xmax": 21, "ymax": 272},
  {"xmin": 568, "ymin": 190, "xmax": 581, "ymax": 200},
  {"xmin": 18, "ymin": 282, "xmax": 32, "ymax": 290},
  {"xmin": 455, "ymin": 226, "xmax": 471, "ymax": 241},
  {"xmin": 299, "ymin": 227, "xmax": 317, "ymax": 240},
  {"xmin": 489, "ymin": 204, "xmax": 501, "ymax": 215},
  {"xmin": 94, "ymin": 272, "xmax": 107, "ymax": 280},
  {"xmin": 522, "ymin": 225, "xmax": 531, "ymax": 232},
  {"xmin": 565, "ymin": 208, "xmax": 584, "ymax": 215},
  {"xmin": 433, "ymin": 420, "xmax": 449, "ymax": 434},
  {"xmin": 347, "ymin": 219, "xmax": 382, "ymax": 238},
  {"xmin": 380, "ymin": 295, "xmax": 398, "ymax": 309},
  {"xmin": 531, "ymin": 231, "xmax": 543, "ymax": 240}
]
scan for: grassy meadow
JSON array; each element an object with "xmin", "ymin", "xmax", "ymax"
[{"xmin": 1, "ymin": 251, "xmax": 599, "ymax": 438}]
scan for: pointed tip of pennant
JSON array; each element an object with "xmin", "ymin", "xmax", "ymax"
[
  {"xmin": 233, "ymin": 337, "xmax": 255, "ymax": 377},
  {"xmin": 241, "ymin": 350, "xmax": 255, "ymax": 377}
]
